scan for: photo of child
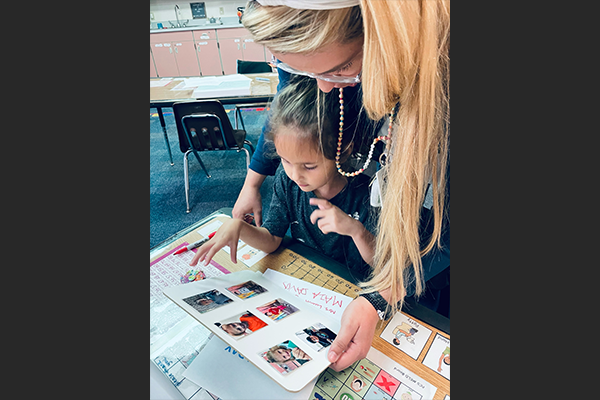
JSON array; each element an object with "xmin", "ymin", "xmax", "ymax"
[
  {"xmin": 259, "ymin": 339, "xmax": 312, "ymax": 376},
  {"xmin": 295, "ymin": 323, "xmax": 337, "ymax": 352},
  {"xmin": 225, "ymin": 280, "xmax": 268, "ymax": 300},
  {"xmin": 215, "ymin": 310, "xmax": 268, "ymax": 340},
  {"xmin": 183, "ymin": 289, "xmax": 233, "ymax": 314},
  {"xmin": 256, "ymin": 298, "xmax": 299, "ymax": 322}
]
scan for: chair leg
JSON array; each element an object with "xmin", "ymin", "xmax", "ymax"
[
  {"xmin": 244, "ymin": 139, "xmax": 255, "ymax": 155},
  {"xmin": 190, "ymin": 148, "xmax": 211, "ymax": 178},
  {"xmin": 235, "ymin": 106, "xmax": 246, "ymax": 131},
  {"xmin": 184, "ymin": 150, "xmax": 191, "ymax": 213},
  {"xmin": 239, "ymin": 148, "xmax": 251, "ymax": 169}
]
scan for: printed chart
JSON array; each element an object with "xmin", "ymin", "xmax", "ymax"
[
  {"xmin": 310, "ymin": 346, "xmax": 437, "ymax": 400},
  {"xmin": 266, "ymin": 249, "xmax": 361, "ymax": 297}
]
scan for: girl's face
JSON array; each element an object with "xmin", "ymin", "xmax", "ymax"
[
  {"xmin": 273, "ymin": 348, "xmax": 292, "ymax": 362},
  {"xmin": 271, "ymin": 38, "xmax": 363, "ymax": 93},
  {"xmin": 274, "ymin": 132, "xmax": 341, "ymax": 198},
  {"xmin": 222, "ymin": 322, "xmax": 247, "ymax": 335}
]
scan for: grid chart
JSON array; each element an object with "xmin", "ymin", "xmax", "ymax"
[
  {"xmin": 310, "ymin": 356, "xmax": 426, "ymax": 400},
  {"xmin": 267, "ymin": 249, "xmax": 361, "ymax": 298}
]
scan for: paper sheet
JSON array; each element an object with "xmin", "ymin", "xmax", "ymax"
[
  {"xmin": 263, "ymin": 269, "xmax": 352, "ymax": 323},
  {"xmin": 167, "ymin": 74, "xmax": 253, "ymax": 97},
  {"xmin": 183, "ymin": 335, "xmax": 317, "ymax": 400},
  {"xmin": 191, "ymin": 74, "xmax": 252, "ymax": 98},
  {"xmin": 151, "ymin": 78, "xmax": 172, "ymax": 87}
]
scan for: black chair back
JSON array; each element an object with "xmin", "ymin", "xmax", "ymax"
[
  {"xmin": 173, "ymin": 100, "xmax": 242, "ymax": 153},
  {"xmin": 236, "ymin": 60, "xmax": 273, "ymax": 74}
]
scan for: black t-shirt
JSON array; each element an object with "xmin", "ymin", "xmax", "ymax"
[{"xmin": 262, "ymin": 169, "xmax": 377, "ymax": 282}]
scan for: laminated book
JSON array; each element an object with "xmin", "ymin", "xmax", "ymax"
[{"xmin": 163, "ymin": 270, "xmax": 341, "ymax": 392}]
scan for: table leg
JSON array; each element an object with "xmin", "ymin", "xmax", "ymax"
[{"xmin": 156, "ymin": 106, "xmax": 174, "ymax": 166}]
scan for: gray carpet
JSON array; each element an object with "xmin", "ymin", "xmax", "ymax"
[{"xmin": 150, "ymin": 105, "xmax": 274, "ymax": 248}]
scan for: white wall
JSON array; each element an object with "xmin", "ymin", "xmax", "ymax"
[{"xmin": 150, "ymin": 0, "xmax": 249, "ymax": 23}]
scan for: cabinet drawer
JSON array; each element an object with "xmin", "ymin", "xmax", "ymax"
[
  {"xmin": 192, "ymin": 29, "xmax": 216, "ymax": 40},
  {"xmin": 150, "ymin": 31, "xmax": 194, "ymax": 43},
  {"xmin": 216, "ymin": 27, "xmax": 250, "ymax": 39}
]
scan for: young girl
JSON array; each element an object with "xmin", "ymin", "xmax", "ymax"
[{"xmin": 189, "ymin": 76, "xmax": 376, "ymax": 281}]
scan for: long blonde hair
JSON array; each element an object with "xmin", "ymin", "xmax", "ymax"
[
  {"xmin": 360, "ymin": 0, "xmax": 450, "ymax": 315},
  {"xmin": 243, "ymin": 0, "xmax": 450, "ymax": 315}
]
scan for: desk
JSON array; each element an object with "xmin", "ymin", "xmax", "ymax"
[
  {"xmin": 150, "ymin": 73, "xmax": 279, "ymax": 165},
  {"xmin": 150, "ymin": 209, "xmax": 450, "ymax": 400}
]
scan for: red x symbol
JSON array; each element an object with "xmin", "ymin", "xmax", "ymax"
[{"xmin": 377, "ymin": 375, "xmax": 396, "ymax": 392}]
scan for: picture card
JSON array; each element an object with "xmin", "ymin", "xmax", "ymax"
[
  {"xmin": 380, "ymin": 312, "xmax": 432, "ymax": 360},
  {"xmin": 226, "ymin": 280, "xmax": 268, "ymax": 300},
  {"xmin": 197, "ymin": 219, "xmax": 224, "ymax": 238},
  {"xmin": 163, "ymin": 270, "xmax": 341, "ymax": 392},
  {"xmin": 182, "ymin": 289, "xmax": 233, "ymax": 314},
  {"xmin": 220, "ymin": 239, "xmax": 268, "ymax": 267},
  {"xmin": 257, "ymin": 298, "xmax": 300, "ymax": 322},
  {"xmin": 295, "ymin": 322, "xmax": 337, "ymax": 352},
  {"xmin": 236, "ymin": 244, "xmax": 268, "ymax": 267},
  {"xmin": 422, "ymin": 333, "xmax": 450, "ymax": 380},
  {"xmin": 221, "ymin": 238, "xmax": 244, "ymax": 255},
  {"xmin": 259, "ymin": 339, "xmax": 312, "ymax": 376},
  {"xmin": 215, "ymin": 310, "xmax": 268, "ymax": 340}
]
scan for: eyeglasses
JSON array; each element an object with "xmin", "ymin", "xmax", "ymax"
[{"xmin": 270, "ymin": 55, "xmax": 361, "ymax": 84}]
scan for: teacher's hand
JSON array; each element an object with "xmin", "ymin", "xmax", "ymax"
[{"xmin": 327, "ymin": 296, "xmax": 380, "ymax": 371}]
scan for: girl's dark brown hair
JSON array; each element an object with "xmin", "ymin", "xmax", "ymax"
[{"xmin": 264, "ymin": 75, "xmax": 353, "ymax": 164}]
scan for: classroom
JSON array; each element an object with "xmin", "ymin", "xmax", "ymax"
[{"xmin": 150, "ymin": 1, "xmax": 450, "ymax": 399}]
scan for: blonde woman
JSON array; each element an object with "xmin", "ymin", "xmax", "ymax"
[{"xmin": 234, "ymin": 0, "xmax": 450, "ymax": 371}]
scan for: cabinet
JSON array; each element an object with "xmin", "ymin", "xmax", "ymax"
[
  {"xmin": 173, "ymin": 41, "xmax": 201, "ymax": 76},
  {"xmin": 193, "ymin": 30, "xmax": 223, "ymax": 77},
  {"xmin": 150, "ymin": 31, "xmax": 200, "ymax": 78},
  {"xmin": 195, "ymin": 40, "xmax": 222, "ymax": 76},
  {"xmin": 217, "ymin": 28, "xmax": 267, "ymax": 75},
  {"xmin": 149, "ymin": 28, "xmax": 268, "ymax": 78},
  {"xmin": 151, "ymin": 48, "xmax": 157, "ymax": 77}
]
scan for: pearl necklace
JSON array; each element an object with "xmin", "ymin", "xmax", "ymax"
[{"xmin": 336, "ymin": 87, "xmax": 397, "ymax": 177}]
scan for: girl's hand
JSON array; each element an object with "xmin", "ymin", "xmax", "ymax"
[
  {"xmin": 189, "ymin": 219, "xmax": 243, "ymax": 266},
  {"xmin": 309, "ymin": 198, "xmax": 359, "ymax": 236},
  {"xmin": 327, "ymin": 296, "xmax": 380, "ymax": 371}
]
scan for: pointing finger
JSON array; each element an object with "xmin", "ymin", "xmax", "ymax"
[{"xmin": 310, "ymin": 209, "xmax": 325, "ymax": 225}]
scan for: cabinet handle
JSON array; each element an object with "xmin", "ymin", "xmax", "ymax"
[
  {"xmin": 237, "ymin": 43, "xmax": 240, "ymax": 50},
  {"xmin": 243, "ymin": 43, "xmax": 246, "ymax": 50},
  {"xmin": 169, "ymin": 47, "xmax": 172, "ymax": 54},
  {"xmin": 174, "ymin": 46, "xmax": 178, "ymax": 54}
]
